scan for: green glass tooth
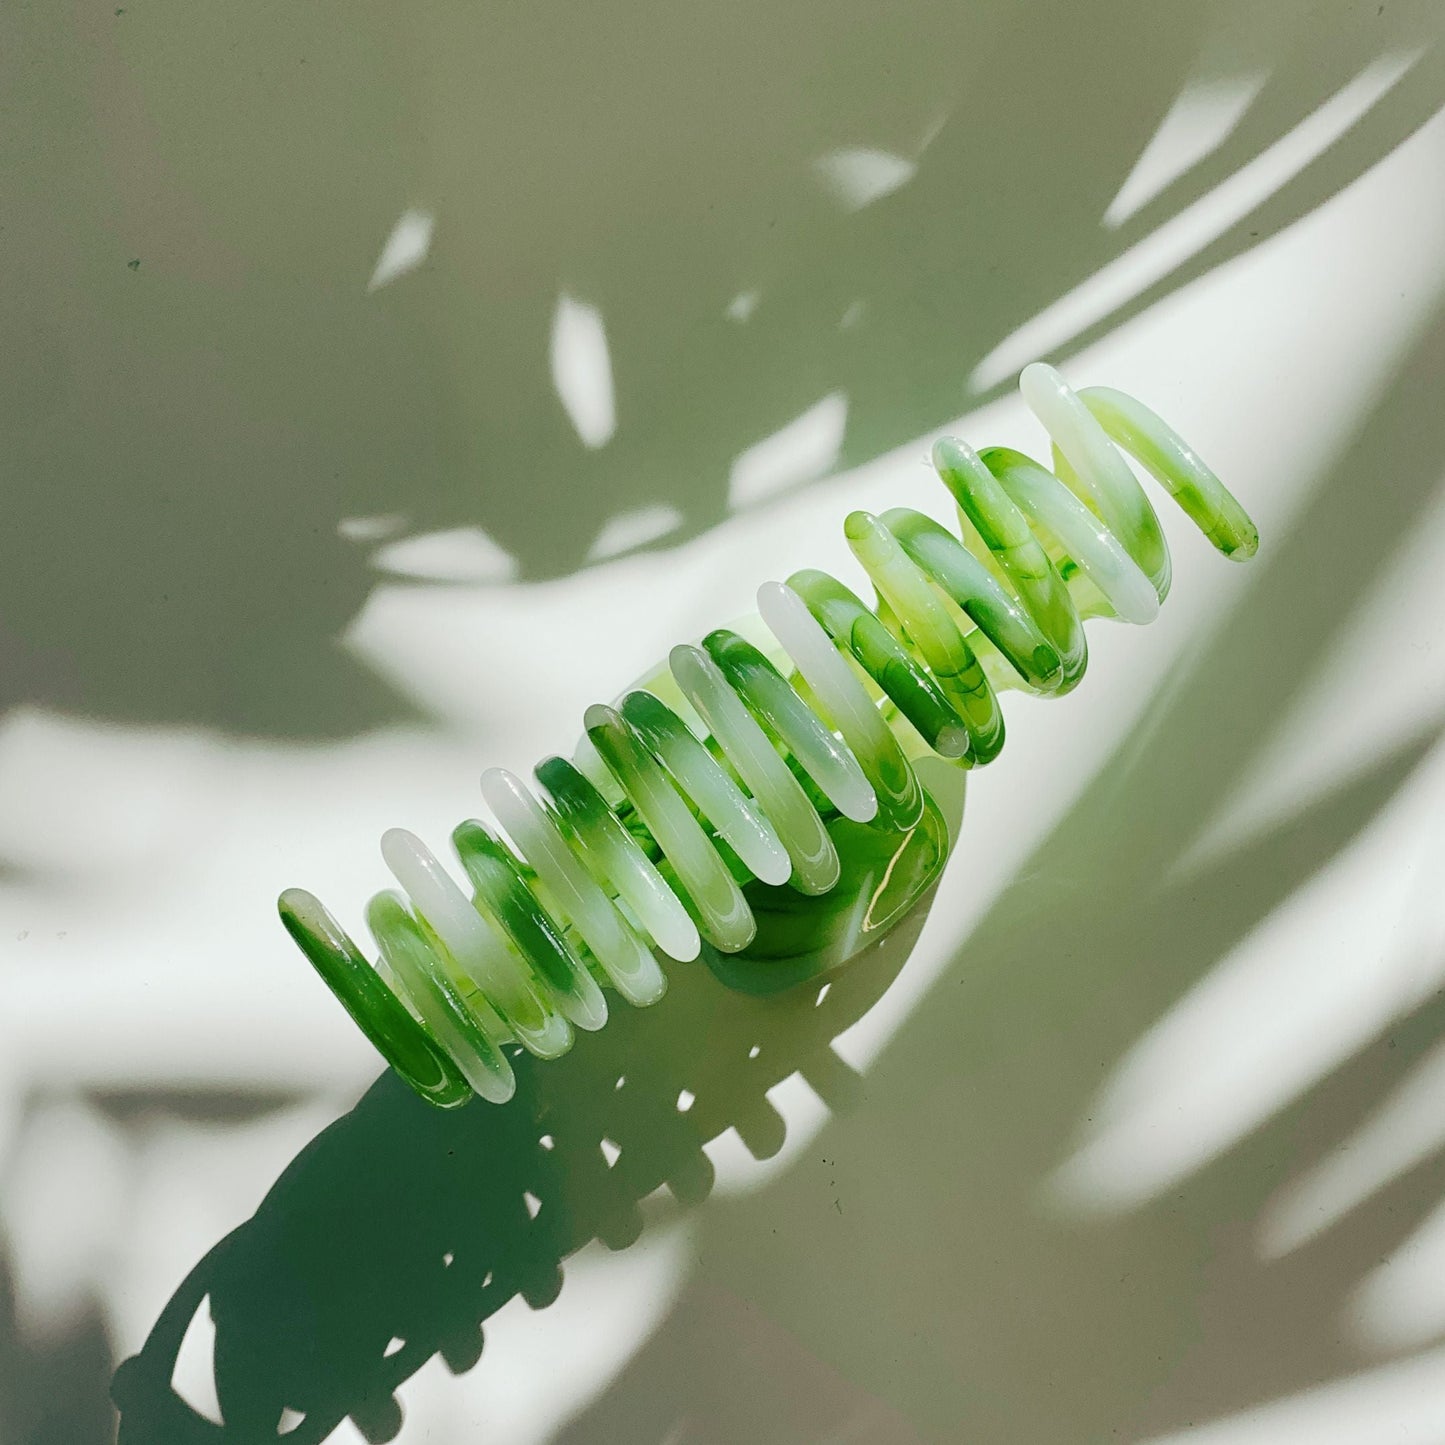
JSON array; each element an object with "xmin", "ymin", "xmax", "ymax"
[
  {"xmin": 786, "ymin": 568, "xmax": 971, "ymax": 762},
  {"xmin": 879, "ymin": 507, "xmax": 1061, "ymax": 693},
  {"xmin": 842, "ymin": 511, "xmax": 1005, "ymax": 765},
  {"xmin": 380, "ymin": 827, "xmax": 571, "ymax": 1060},
  {"xmin": 1079, "ymin": 386, "xmax": 1260, "ymax": 561},
  {"xmin": 582, "ymin": 704, "xmax": 757, "ymax": 953},
  {"xmin": 534, "ymin": 754, "xmax": 701, "ymax": 961},
  {"xmin": 930, "ymin": 435, "xmax": 1085, "ymax": 692},
  {"xmin": 481, "ymin": 764, "xmax": 669, "ymax": 1001},
  {"xmin": 278, "ymin": 888, "xmax": 471, "ymax": 1108},
  {"xmin": 407, "ymin": 905, "xmax": 514, "ymax": 1043},
  {"xmin": 366, "ymin": 891, "xmax": 516, "ymax": 1104},
  {"xmin": 669, "ymin": 642, "xmax": 841, "ymax": 896},
  {"xmin": 978, "ymin": 446, "xmax": 1159, "ymax": 626},
  {"xmin": 619, "ymin": 689, "xmax": 793, "ymax": 885},
  {"xmin": 700, "ymin": 629, "xmax": 878, "ymax": 821},
  {"xmin": 450, "ymin": 819, "xmax": 609, "ymax": 1032},
  {"xmin": 754, "ymin": 580, "xmax": 925, "ymax": 836},
  {"xmin": 1020, "ymin": 360, "xmax": 1171, "ymax": 601}
]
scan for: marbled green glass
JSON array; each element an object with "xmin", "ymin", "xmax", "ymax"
[
  {"xmin": 278, "ymin": 888, "xmax": 471, "ymax": 1108},
  {"xmin": 278, "ymin": 363, "xmax": 1259, "ymax": 1107},
  {"xmin": 703, "ymin": 788, "xmax": 951, "ymax": 996}
]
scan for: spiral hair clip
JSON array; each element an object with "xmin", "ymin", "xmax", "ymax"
[{"xmin": 279, "ymin": 362, "xmax": 1258, "ymax": 1109}]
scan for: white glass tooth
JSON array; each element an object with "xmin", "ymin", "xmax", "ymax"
[
  {"xmin": 669, "ymin": 643, "xmax": 839, "ymax": 894},
  {"xmin": 586, "ymin": 704, "xmax": 756, "ymax": 953},
  {"xmin": 759, "ymin": 580, "xmax": 898, "ymax": 819},
  {"xmin": 380, "ymin": 826, "xmax": 570, "ymax": 1057},
  {"xmin": 994, "ymin": 457, "xmax": 1159, "ymax": 624},
  {"xmin": 633, "ymin": 705, "xmax": 791, "ymax": 886},
  {"xmin": 1020, "ymin": 362, "xmax": 1139, "ymax": 526},
  {"xmin": 481, "ymin": 767, "xmax": 680, "ymax": 986}
]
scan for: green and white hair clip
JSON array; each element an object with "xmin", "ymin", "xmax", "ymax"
[{"xmin": 279, "ymin": 361, "xmax": 1259, "ymax": 1109}]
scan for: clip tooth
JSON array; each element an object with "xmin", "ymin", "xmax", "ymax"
[
  {"xmin": 380, "ymin": 827, "xmax": 572, "ymax": 1060},
  {"xmin": 584, "ymin": 703, "xmax": 757, "ymax": 954},
  {"xmin": 524, "ymin": 758, "xmax": 702, "ymax": 963},
  {"xmin": 670, "ymin": 643, "xmax": 841, "ymax": 896}
]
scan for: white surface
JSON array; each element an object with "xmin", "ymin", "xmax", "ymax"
[{"xmin": 3, "ymin": 5, "xmax": 1445, "ymax": 1441}]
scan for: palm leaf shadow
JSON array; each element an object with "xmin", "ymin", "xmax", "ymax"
[
  {"xmin": 109, "ymin": 296, "xmax": 1445, "ymax": 1445},
  {"xmin": 548, "ymin": 296, "xmax": 1445, "ymax": 1443},
  {"xmin": 3, "ymin": 4, "xmax": 1440, "ymax": 744}
]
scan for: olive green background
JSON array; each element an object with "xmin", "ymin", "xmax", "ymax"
[{"xmin": 4, "ymin": 1, "xmax": 1445, "ymax": 1442}]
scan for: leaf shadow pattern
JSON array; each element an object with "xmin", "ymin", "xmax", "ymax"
[
  {"xmin": 105, "ymin": 294, "xmax": 1445, "ymax": 1444},
  {"xmin": 2, "ymin": 8, "xmax": 1442, "ymax": 1439},
  {"xmin": 537, "ymin": 300, "xmax": 1445, "ymax": 1440},
  {"xmin": 109, "ymin": 891, "xmax": 936, "ymax": 1444},
  {"xmin": 1, "ymin": 0, "xmax": 1440, "ymax": 740}
]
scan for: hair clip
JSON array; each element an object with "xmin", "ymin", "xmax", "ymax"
[{"xmin": 279, "ymin": 362, "xmax": 1258, "ymax": 1108}]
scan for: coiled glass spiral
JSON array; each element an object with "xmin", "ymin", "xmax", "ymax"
[{"xmin": 279, "ymin": 362, "xmax": 1258, "ymax": 1108}]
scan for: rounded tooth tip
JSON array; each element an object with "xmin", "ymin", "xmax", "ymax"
[
  {"xmin": 478, "ymin": 1074, "xmax": 516, "ymax": 1105},
  {"xmin": 659, "ymin": 918, "xmax": 701, "ymax": 962},
  {"xmin": 380, "ymin": 827, "xmax": 424, "ymax": 867},
  {"xmin": 844, "ymin": 788, "xmax": 879, "ymax": 823},
  {"xmin": 277, "ymin": 886, "xmax": 318, "ymax": 915},
  {"xmin": 571, "ymin": 992, "xmax": 609, "ymax": 1033},
  {"xmin": 667, "ymin": 643, "xmax": 704, "ymax": 687},
  {"xmin": 1128, "ymin": 594, "xmax": 1161, "ymax": 626},
  {"xmin": 634, "ymin": 976, "xmax": 668, "ymax": 1007},
  {"xmin": 480, "ymin": 767, "xmax": 524, "ymax": 808},
  {"xmin": 1019, "ymin": 359, "xmax": 1064, "ymax": 390},
  {"xmin": 583, "ymin": 702, "xmax": 617, "ymax": 731},
  {"xmin": 1033, "ymin": 645, "xmax": 1064, "ymax": 688},
  {"xmin": 755, "ymin": 579, "xmax": 793, "ymax": 620},
  {"xmin": 755, "ymin": 853, "xmax": 793, "ymax": 886},
  {"xmin": 936, "ymin": 724, "xmax": 972, "ymax": 760},
  {"xmin": 931, "ymin": 435, "xmax": 972, "ymax": 472},
  {"xmin": 526, "ymin": 1011, "xmax": 573, "ymax": 1059},
  {"xmin": 277, "ymin": 888, "xmax": 340, "ymax": 940}
]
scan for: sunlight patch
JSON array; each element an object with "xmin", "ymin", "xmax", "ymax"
[
  {"xmin": 1105, "ymin": 72, "xmax": 1268, "ymax": 228},
  {"xmin": 814, "ymin": 148, "xmax": 917, "ymax": 212},
  {"xmin": 551, "ymin": 294, "xmax": 617, "ymax": 448},
  {"xmin": 171, "ymin": 1294, "xmax": 224, "ymax": 1426},
  {"xmin": 1260, "ymin": 1036, "xmax": 1445, "ymax": 1258},
  {"xmin": 1351, "ymin": 1192, "xmax": 1445, "ymax": 1353},
  {"xmin": 338, "ymin": 513, "xmax": 408, "ymax": 542},
  {"xmin": 367, "ymin": 209, "xmax": 435, "ymax": 292},
  {"xmin": 586, "ymin": 504, "xmax": 683, "ymax": 562},
  {"xmin": 973, "ymin": 52, "xmax": 1420, "ymax": 389},
  {"xmin": 1050, "ymin": 801, "xmax": 1427, "ymax": 1214},
  {"xmin": 1136, "ymin": 1343, "xmax": 1445, "ymax": 1443},
  {"xmin": 726, "ymin": 290, "xmax": 759, "ymax": 322},
  {"xmin": 372, "ymin": 526, "xmax": 519, "ymax": 585},
  {"xmin": 727, "ymin": 393, "xmax": 847, "ymax": 509}
]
